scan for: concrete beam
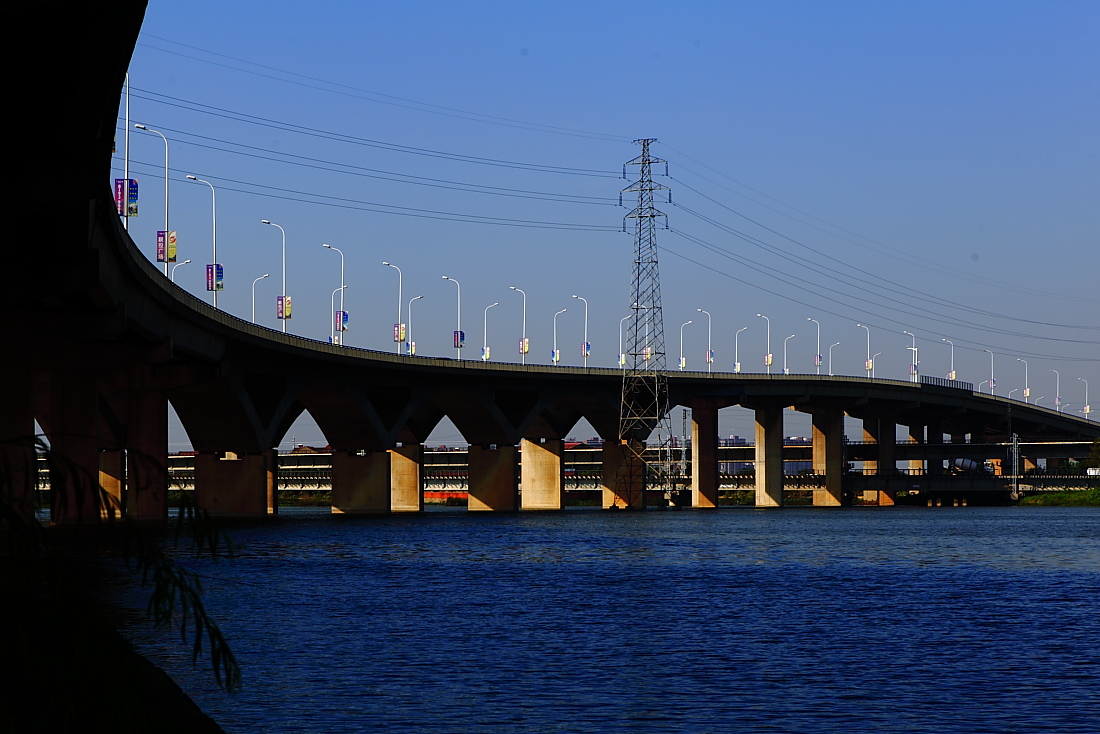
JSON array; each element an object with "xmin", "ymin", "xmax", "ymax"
[
  {"xmin": 755, "ymin": 407, "xmax": 783, "ymax": 507},
  {"xmin": 468, "ymin": 445, "xmax": 517, "ymax": 511},
  {"xmin": 520, "ymin": 437, "xmax": 563, "ymax": 510}
]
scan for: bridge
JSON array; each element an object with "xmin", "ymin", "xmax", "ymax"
[{"xmin": 5, "ymin": 2, "xmax": 1097, "ymax": 524}]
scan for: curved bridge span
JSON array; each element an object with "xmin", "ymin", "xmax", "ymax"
[{"xmin": 7, "ymin": 3, "xmax": 1096, "ymax": 521}]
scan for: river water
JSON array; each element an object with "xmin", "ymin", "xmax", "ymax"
[{"xmin": 116, "ymin": 506, "xmax": 1100, "ymax": 733}]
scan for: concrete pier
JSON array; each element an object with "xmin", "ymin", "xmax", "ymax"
[
  {"xmin": 755, "ymin": 407, "xmax": 784, "ymax": 507},
  {"xmin": 468, "ymin": 445, "xmax": 517, "ymax": 511},
  {"xmin": 520, "ymin": 438, "xmax": 564, "ymax": 510},
  {"xmin": 390, "ymin": 444, "xmax": 424, "ymax": 512},
  {"xmin": 811, "ymin": 408, "xmax": 844, "ymax": 506},
  {"xmin": 331, "ymin": 450, "xmax": 390, "ymax": 514},
  {"xmin": 194, "ymin": 451, "xmax": 277, "ymax": 518},
  {"xmin": 691, "ymin": 399, "xmax": 720, "ymax": 508}
]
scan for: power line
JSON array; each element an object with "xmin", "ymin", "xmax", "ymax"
[{"xmin": 137, "ymin": 35, "xmax": 631, "ymax": 144}]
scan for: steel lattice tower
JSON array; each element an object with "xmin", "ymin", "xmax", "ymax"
[{"xmin": 616, "ymin": 138, "xmax": 674, "ymax": 508}]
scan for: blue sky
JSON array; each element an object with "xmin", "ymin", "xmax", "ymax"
[{"xmin": 114, "ymin": 1, "xmax": 1099, "ymax": 447}]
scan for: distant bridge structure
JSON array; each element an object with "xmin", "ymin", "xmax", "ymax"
[{"xmin": 5, "ymin": 3, "xmax": 1097, "ymax": 524}]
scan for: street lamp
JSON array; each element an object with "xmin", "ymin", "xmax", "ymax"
[
  {"xmin": 942, "ymin": 339, "xmax": 956, "ymax": 381},
  {"xmin": 170, "ymin": 259, "xmax": 191, "ymax": 283},
  {"xmin": 808, "ymin": 318, "xmax": 822, "ymax": 374},
  {"xmin": 187, "ymin": 176, "xmax": 218, "ymax": 308},
  {"xmin": 734, "ymin": 326, "xmax": 748, "ymax": 373},
  {"xmin": 618, "ymin": 314, "xmax": 631, "ymax": 369},
  {"xmin": 261, "ymin": 220, "xmax": 287, "ymax": 332},
  {"xmin": 828, "ymin": 342, "xmax": 841, "ymax": 376},
  {"xmin": 382, "ymin": 261, "xmax": 403, "ymax": 354},
  {"xmin": 1009, "ymin": 389, "xmax": 1018, "ymax": 400},
  {"xmin": 697, "ymin": 308, "xmax": 713, "ymax": 373},
  {"xmin": 679, "ymin": 320, "xmax": 693, "ymax": 371},
  {"xmin": 984, "ymin": 349, "xmax": 996, "ymax": 395},
  {"xmin": 407, "ymin": 295, "xmax": 424, "ymax": 355},
  {"xmin": 857, "ymin": 323, "xmax": 871, "ymax": 377},
  {"xmin": 903, "ymin": 331, "xmax": 918, "ymax": 382},
  {"xmin": 329, "ymin": 285, "xmax": 347, "ymax": 343},
  {"xmin": 757, "ymin": 314, "xmax": 772, "ymax": 374},
  {"xmin": 134, "ymin": 123, "xmax": 170, "ymax": 276},
  {"xmin": 552, "ymin": 308, "xmax": 567, "ymax": 365},
  {"xmin": 442, "ymin": 275, "xmax": 462, "ymax": 360},
  {"xmin": 783, "ymin": 334, "xmax": 796, "ymax": 375},
  {"xmin": 321, "ymin": 245, "xmax": 346, "ymax": 344},
  {"xmin": 1079, "ymin": 377, "xmax": 1091, "ymax": 420},
  {"xmin": 509, "ymin": 286, "xmax": 527, "ymax": 364},
  {"xmin": 482, "ymin": 302, "xmax": 499, "ymax": 361},
  {"xmin": 1051, "ymin": 369, "xmax": 1061, "ymax": 410},
  {"xmin": 871, "ymin": 352, "xmax": 882, "ymax": 378},
  {"xmin": 1017, "ymin": 358, "xmax": 1030, "ymax": 402},
  {"xmin": 251, "ymin": 273, "xmax": 269, "ymax": 324},
  {"xmin": 570, "ymin": 295, "xmax": 590, "ymax": 368}
]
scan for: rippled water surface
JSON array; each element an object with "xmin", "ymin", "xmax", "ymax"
[{"xmin": 119, "ymin": 507, "xmax": 1100, "ymax": 733}]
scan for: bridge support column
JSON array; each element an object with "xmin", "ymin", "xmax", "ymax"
[
  {"xmin": 390, "ymin": 444, "xmax": 423, "ymax": 512},
  {"xmin": 926, "ymin": 420, "xmax": 945, "ymax": 476},
  {"xmin": 99, "ymin": 449, "xmax": 124, "ymax": 519},
  {"xmin": 520, "ymin": 438, "xmax": 563, "ymax": 510},
  {"xmin": 812, "ymin": 408, "xmax": 844, "ymax": 506},
  {"xmin": 47, "ymin": 373, "xmax": 103, "ymax": 523},
  {"xmin": 0, "ymin": 363, "xmax": 38, "ymax": 524},
  {"xmin": 908, "ymin": 424, "xmax": 925, "ymax": 474},
  {"xmin": 125, "ymin": 389, "xmax": 168, "ymax": 523},
  {"xmin": 332, "ymin": 450, "xmax": 390, "ymax": 514},
  {"xmin": 194, "ymin": 450, "xmax": 277, "ymax": 518},
  {"xmin": 863, "ymin": 414, "xmax": 896, "ymax": 505},
  {"xmin": 602, "ymin": 441, "xmax": 645, "ymax": 509},
  {"xmin": 468, "ymin": 445, "xmax": 517, "ymax": 511},
  {"xmin": 755, "ymin": 407, "xmax": 783, "ymax": 507},
  {"xmin": 691, "ymin": 398, "xmax": 719, "ymax": 508}
]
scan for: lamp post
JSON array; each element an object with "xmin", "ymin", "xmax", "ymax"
[
  {"xmin": 382, "ymin": 261, "xmax": 403, "ymax": 354},
  {"xmin": 329, "ymin": 285, "xmax": 347, "ymax": 343},
  {"xmin": 1051, "ymin": 369, "xmax": 1061, "ymax": 410},
  {"xmin": 828, "ymin": 342, "xmax": 841, "ymax": 376},
  {"xmin": 170, "ymin": 259, "xmax": 191, "ymax": 283},
  {"xmin": 856, "ymin": 323, "xmax": 871, "ymax": 377},
  {"xmin": 187, "ymin": 176, "xmax": 218, "ymax": 308},
  {"xmin": 407, "ymin": 295, "xmax": 423, "ymax": 355},
  {"xmin": 482, "ymin": 302, "xmax": 499, "ymax": 361},
  {"xmin": 903, "ymin": 331, "xmax": 918, "ymax": 382},
  {"xmin": 251, "ymin": 273, "xmax": 269, "ymax": 324},
  {"xmin": 509, "ymin": 286, "xmax": 527, "ymax": 364},
  {"xmin": 1017, "ymin": 358, "xmax": 1030, "ymax": 402},
  {"xmin": 697, "ymin": 308, "xmax": 713, "ymax": 373},
  {"xmin": 984, "ymin": 349, "xmax": 996, "ymax": 395},
  {"xmin": 1009, "ymin": 389, "xmax": 1018, "ymax": 401},
  {"xmin": 679, "ymin": 320, "xmax": 693, "ymax": 371},
  {"xmin": 734, "ymin": 326, "xmax": 748, "ymax": 373},
  {"xmin": 871, "ymin": 352, "xmax": 882, "ymax": 378},
  {"xmin": 321, "ymin": 244, "xmax": 346, "ymax": 344},
  {"xmin": 783, "ymin": 334, "xmax": 796, "ymax": 375},
  {"xmin": 261, "ymin": 220, "xmax": 287, "ymax": 332},
  {"xmin": 1079, "ymin": 378, "xmax": 1091, "ymax": 420},
  {"xmin": 808, "ymin": 318, "xmax": 821, "ymax": 374},
  {"xmin": 134, "ymin": 123, "xmax": 170, "ymax": 276},
  {"xmin": 552, "ymin": 308, "xmax": 567, "ymax": 365},
  {"xmin": 757, "ymin": 313, "xmax": 772, "ymax": 374},
  {"xmin": 442, "ymin": 275, "xmax": 462, "ymax": 360},
  {"xmin": 942, "ymin": 339, "xmax": 956, "ymax": 380},
  {"xmin": 978, "ymin": 380, "xmax": 989, "ymax": 394},
  {"xmin": 572, "ymin": 295, "xmax": 589, "ymax": 368}
]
